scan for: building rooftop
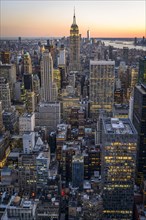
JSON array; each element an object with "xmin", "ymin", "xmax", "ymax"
[
  {"xmin": 8, "ymin": 152, "xmax": 19, "ymax": 158},
  {"xmin": 113, "ymin": 103, "xmax": 129, "ymax": 110},
  {"xmin": 39, "ymin": 102, "xmax": 60, "ymax": 107},
  {"xmin": 56, "ymin": 124, "xmax": 68, "ymax": 140},
  {"xmin": 90, "ymin": 60, "xmax": 115, "ymax": 65},
  {"xmin": 103, "ymin": 118, "xmax": 137, "ymax": 135},
  {"xmin": 9, "ymin": 196, "xmax": 34, "ymax": 209},
  {"xmin": 72, "ymin": 154, "xmax": 84, "ymax": 163},
  {"xmin": 0, "ymin": 63, "xmax": 13, "ymax": 68},
  {"xmin": 36, "ymin": 151, "xmax": 48, "ymax": 160},
  {"xmin": 21, "ymin": 112, "xmax": 34, "ymax": 118}
]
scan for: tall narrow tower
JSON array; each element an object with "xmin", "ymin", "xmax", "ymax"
[
  {"xmin": 40, "ymin": 50, "xmax": 53, "ymax": 102},
  {"xmin": 23, "ymin": 52, "xmax": 32, "ymax": 74},
  {"xmin": 69, "ymin": 9, "xmax": 80, "ymax": 71}
]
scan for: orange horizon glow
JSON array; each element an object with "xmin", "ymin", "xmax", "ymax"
[
  {"xmin": 1, "ymin": 26, "xmax": 145, "ymax": 38},
  {"xmin": 1, "ymin": 0, "xmax": 146, "ymax": 39}
]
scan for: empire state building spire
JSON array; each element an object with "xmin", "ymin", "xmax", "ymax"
[
  {"xmin": 69, "ymin": 8, "xmax": 81, "ymax": 71},
  {"xmin": 73, "ymin": 7, "xmax": 76, "ymax": 25}
]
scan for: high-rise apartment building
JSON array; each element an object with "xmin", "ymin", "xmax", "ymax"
[
  {"xmin": 22, "ymin": 132, "xmax": 35, "ymax": 154},
  {"xmin": 36, "ymin": 151, "xmax": 50, "ymax": 189},
  {"xmin": 25, "ymin": 91, "xmax": 35, "ymax": 113},
  {"xmin": 18, "ymin": 154, "xmax": 37, "ymax": 195},
  {"xmin": 23, "ymin": 52, "xmax": 32, "ymax": 74},
  {"xmin": 87, "ymin": 29, "xmax": 90, "ymax": 41},
  {"xmin": 0, "ymin": 63, "xmax": 16, "ymax": 100},
  {"xmin": 69, "ymin": 10, "xmax": 80, "ymax": 71},
  {"xmin": 72, "ymin": 154, "xmax": 84, "ymax": 189},
  {"xmin": 19, "ymin": 113, "xmax": 35, "ymax": 135},
  {"xmin": 138, "ymin": 56, "xmax": 146, "ymax": 85},
  {"xmin": 0, "ymin": 77, "xmax": 11, "ymax": 110},
  {"xmin": 35, "ymin": 102, "xmax": 61, "ymax": 133},
  {"xmin": 33, "ymin": 74, "xmax": 41, "ymax": 106},
  {"xmin": 130, "ymin": 66, "xmax": 138, "ymax": 89},
  {"xmin": 0, "ymin": 101, "xmax": 4, "ymax": 134},
  {"xmin": 53, "ymin": 69, "xmax": 61, "ymax": 91},
  {"xmin": 3, "ymin": 110, "xmax": 17, "ymax": 134},
  {"xmin": 89, "ymin": 60, "xmax": 115, "ymax": 118},
  {"xmin": 101, "ymin": 117, "xmax": 137, "ymax": 219},
  {"xmin": 133, "ymin": 84, "xmax": 146, "ymax": 184},
  {"xmin": 40, "ymin": 50, "xmax": 54, "ymax": 102},
  {"xmin": 0, "ymin": 51, "xmax": 10, "ymax": 64},
  {"xmin": 123, "ymin": 47, "xmax": 129, "ymax": 64},
  {"xmin": 58, "ymin": 45, "xmax": 66, "ymax": 67},
  {"xmin": 0, "ymin": 63, "xmax": 16, "ymax": 84},
  {"xmin": 23, "ymin": 73, "xmax": 33, "ymax": 91}
]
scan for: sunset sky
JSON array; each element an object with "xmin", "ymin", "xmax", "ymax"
[{"xmin": 1, "ymin": 0, "xmax": 146, "ymax": 38}]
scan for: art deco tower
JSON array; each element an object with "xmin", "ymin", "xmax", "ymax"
[
  {"xmin": 40, "ymin": 50, "xmax": 53, "ymax": 102},
  {"xmin": 69, "ymin": 10, "xmax": 80, "ymax": 71}
]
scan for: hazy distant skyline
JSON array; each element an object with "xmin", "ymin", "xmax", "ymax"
[{"xmin": 1, "ymin": 0, "xmax": 146, "ymax": 38}]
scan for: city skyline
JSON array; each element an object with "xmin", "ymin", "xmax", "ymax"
[{"xmin": 1, "ymin": 0, "xmax": 146, "ymax": 38}]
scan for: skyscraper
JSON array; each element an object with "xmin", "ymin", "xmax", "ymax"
[
  {"xmin": 138, "ymin": 56, "xmax": 146, "ymax": 85},
  {"xmin": 102, "ymin": 117, "xmax": 137, "ymax": 219},
  {"xmin": 0, "ymin": 101, "xmax": 4, "ymax": 134},
  {"xmin": 133, "ymin": 83, "xmax": 146, "ymax": 184},
  {"xmin": 18, "ymin": 154, "xmax": 37, "ymax": 195},
  {"xmin": 0, "ymin": 51, "xmax": 10, "ymax": 64},
  {"xmin": 23, "ymin": 52, "xmax": 32, "ymax": 74},
  {"xmin": 58, "ymin": 45, "xmax": 66, "ymax": 67},
  {"xmin": 69, "ymin": 9, "xmax": 80, "ymax": 71},
  {"xmin": 72, "ymin": 154, "xmax": 84, "ymax": 189},
  {"xmin": 87, "ymin": 29, "xmax": 90, "ymax": 41},
  {"xmin": 89, "ymin": 60, "xmax": 115, "ymax": 118},
  {"xmin": 40, "ymin": 50, "xmax": 53, "ymax": 102},
  {"xmin": 36, "ymin": 151, "xmax": 50, "ymax": 189},
  {"xmin": 0, "ymin": 77, "xmax": 11, "ymax": 110}
]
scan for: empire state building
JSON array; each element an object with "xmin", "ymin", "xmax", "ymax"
[{"xmin": 69, "ymin": 10, "xmax": 80, "ymax": 71}]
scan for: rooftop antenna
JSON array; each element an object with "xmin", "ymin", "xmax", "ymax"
[{"xmin": 73, "ymin": 6, "xmax": 76, "ymax": 24}]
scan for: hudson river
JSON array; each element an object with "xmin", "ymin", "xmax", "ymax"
[{"xmin": 102, "ymin": 40, "xmax": 146, "ymax": 51}]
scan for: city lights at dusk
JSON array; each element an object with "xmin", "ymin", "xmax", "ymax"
[{"xmin": 0, "ymin": 0, "xmax": 146, "ymax": 219}]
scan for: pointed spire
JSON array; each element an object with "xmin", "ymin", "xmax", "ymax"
[{"xmin": 73, "ymin": 7, "xmax": 76, "ymax": 25}]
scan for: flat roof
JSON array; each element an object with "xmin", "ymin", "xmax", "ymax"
[
  {"xmin": 36, "ymin": 152, "xmax": 48, "ymax": 159},
  {"xmin": 103, "ymin": 118, "xmax": 137, "ymax": 135},
  {"xmin": 21, "ymin": 113, "xmax": 34, "ymax": 118},
  {"xmin": 90, "ymin": 60, "xmax": 115, "ymax": 65},
  {"xmin": 8, "ymin": 152, "xmax": 19, "ymax": 158}
]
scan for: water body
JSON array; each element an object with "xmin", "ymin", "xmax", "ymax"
[{"xmin": 102, "ymin": 40, "xmax": 146, "ymax": 51}]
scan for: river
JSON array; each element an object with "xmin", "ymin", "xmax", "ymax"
[{"xmin": 102, "ymin": 40, "xmax": 146, "ymax": 51}]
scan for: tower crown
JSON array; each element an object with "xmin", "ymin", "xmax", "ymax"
[{"xmin": 71, "ymin": 8, "xmax": 78, "ymax": 29}]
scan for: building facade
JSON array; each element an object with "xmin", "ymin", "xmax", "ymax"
[
  {"xmin": 101, "ymin": 117, "xmax": 137, "ymax": 219},
  {"xmin": 22, "ymin": 132, "xmax": 35, "ymax": 154},
  {"xmin": 89, "ymin": 60, "xmax": 115, "ymax": 118},
  {"xmin": 0, "ymin": 77, "xmax": 11, "ymax": 110},
  {"xmin": 133, "ymin": 84, "xmax": 146, "ymax": 184},
  {"xmin": 19, "ymin": 113, "xmax": 35, "ymax": 135},
  {"xmin": 35, "ymin": 102, "xmax": 61, "ymax": 133},
  {"xmin": 40, "ymin": 50, "xmax": 54, "ymax": 102},
  {"xmin": 138, "ymin": 56, "xmax": 146, "ymax": 84},
  {"xmin": 72, "ymin": 154, "xmax": 84, "ymax": 189},
  {"xmin": 18, "ymin": 154, "xmax": 37, "ymax": 195},
  {"xmin": 69, "ymin": 11, "xmax": 80, "ymax": 71}
]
